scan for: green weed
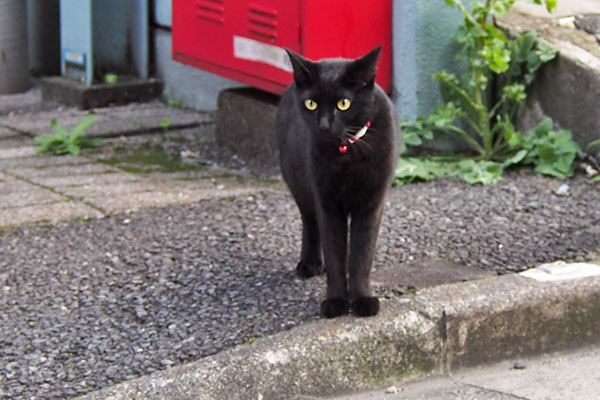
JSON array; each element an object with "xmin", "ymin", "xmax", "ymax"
[
  {"xmin": 398, "ymin": 0, "xmax": 582, "ymax": 185},
  {"xmin": 35, "ymin": 115, "xmax": 103, "ymax": 156}
]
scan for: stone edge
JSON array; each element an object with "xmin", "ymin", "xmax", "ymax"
[{"xmin": 79, "ymin": 273, "xmax": 600, "ymax": 400}]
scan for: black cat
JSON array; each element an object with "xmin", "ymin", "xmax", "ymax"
[{"xmin": 276, "ymin": 46, "xmax": 400, "ymax": 318}]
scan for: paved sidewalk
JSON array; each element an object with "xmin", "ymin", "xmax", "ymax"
[
  {"xmin": 0, "ymin": 96, "xmax": 260, "ymax": 228},
  {"xmin": 322, "ymin": 344, "xmax": 600, "ymax": 400}
]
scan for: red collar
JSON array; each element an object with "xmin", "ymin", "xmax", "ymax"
[{"xmin": 339, "ymin": 121, "xmax": 371, "ymax": 154}]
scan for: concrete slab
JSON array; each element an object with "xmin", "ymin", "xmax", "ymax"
[
  {"xmin": 0, "ymin": 154, "xmax": 90, "ymax": 170},
  {"xmin": 0, "ymin": 200, "xmax": 104, "ymax": 228},
  {"xmin": 513, "ymin": 0, "xmax": 600, "ymax": 18},
  {"xmin": 325, "ymin": 345, "xmax": 600, "ymax": 400},
  {"xmin": 0, "ymin": 136, "xmax": 31, "ymax": 149},
  {"xmin": 41, "ymin": 76, "xmax": 163, "ymax": 110},
  {"xmin": 372, "ymin": 259, "xmax": 490, "ymax": 292},
  {"xmin": 57, "ymin": 180, "xmax": 165, "ymax": 198},
  {"xmin": 28, "ymin": 171, "xmax": 143, "ymax": 188},
  {"xmin": 89, "ymin": 186, "xmax": 260, "ymax": 214},
  {"xmin": 0, "ymin": 146, "xmax": 37, "ymax": 159},
  {"xmin": 0, "ymin": 87, "xmax": 46, "ymax": 117},
  {"xmin": 0, "ymin": 187, "xmax": 66, "ymax": 208},
  {"xmin": 10, "ymin": 162, "xmax": 120, "ymax": 179},
  {"xmin": 0, "ymin": 172, "xmax": 37, "ymax": 195},
  {"xmin": 0, "ymin": 126, "xmax": 20, "ymax": 138},
  {"xmin": 0, "ymin": 102, "xmax": 211, "ymax": 138}
]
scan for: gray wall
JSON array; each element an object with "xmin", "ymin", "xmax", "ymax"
[
  {"xmin": 392, "ymin": 0, "xmax": 470, "ymax": 121},
  {"xmin": 152, "ymin": 0, "xmax": 240, "ymax": 110}
]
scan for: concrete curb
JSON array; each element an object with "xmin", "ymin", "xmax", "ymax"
[{"xmin": 81, "ymin": 273, "xmax": 600, "ymax": 400}]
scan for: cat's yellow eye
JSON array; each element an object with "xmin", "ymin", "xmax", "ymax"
[
  {"xmin": 304, "ymin": 99, "xmax": 318, "ymax": 111},
  {"xmin": 337, "ymin": 98, "xmax": 352, "ymax": 111}
]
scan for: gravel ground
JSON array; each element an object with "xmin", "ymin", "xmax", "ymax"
[{"xmin": 1, "ymin": 166, "xmax": 599, "ymax": 398}]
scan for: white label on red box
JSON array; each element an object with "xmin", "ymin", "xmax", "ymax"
[{"xmin": 233, "ymin": 36, "xmax": 292, "ymax": 73}]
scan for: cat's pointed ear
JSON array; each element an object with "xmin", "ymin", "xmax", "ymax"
[
  {"xmin": 344, "ymin": 46, "xmax": 381, "ymax": 88},
  {"xmin": 285, "ymin": 49, "xmax": 316, "ymax": 88}
]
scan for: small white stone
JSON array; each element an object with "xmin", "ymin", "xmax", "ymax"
[
  {"xmin": 554, "ymin": 184, "xmax": 570, "ymax": 196},
  {"xmin": 557, "ymin": 16, "xmax": 576, "ymax": 29},
  {"xmin": 385, "ymin": 386, "xmax": 399, "ymax": 394}
]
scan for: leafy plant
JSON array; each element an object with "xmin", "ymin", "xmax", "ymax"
[
  {"xmin": 163, "ymin": 87, "xmax": 185, "ymax": 109},
  {"xmin": 586, "ymin": 139, "xmax": 600, "ymax": 182},
  {"xmin": 399, "ymin": 0, "xmax": 582, "ymax": 185},
  {"xmin": 395, "ymin": 157, "xmax": 504, "ymax": 186},
  {"xmin": 587, "ymin": 139, "xmax": 600, "ymax": 151},
  {"xmin": 35, "ymin": 115, "xmax": 103, "ymax": 155},
  {"xmin": 158, "ymin": 117, "xmax": 171, "ymax": 131},
  {"xmin": 104, "ymin": 73, "xmax": 118, "ymax": 84}
]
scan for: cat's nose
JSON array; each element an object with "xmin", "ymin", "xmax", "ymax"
[{"xmin": 319, "ymin": 115, "xmax": 332, "ymax": 131}]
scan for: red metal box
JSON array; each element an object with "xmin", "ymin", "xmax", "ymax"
[{"xmin": 172, "ymin": 0, "xmax": 392, "ymax": 95}]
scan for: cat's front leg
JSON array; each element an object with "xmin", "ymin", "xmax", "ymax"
[
  {"xmin": 296, "ymin": 211, "xmax": 325, "ymax": 278},
  {"xmin": 317, "ymin": 207, "xmax": 350, "ymax": 318},
  {"xmin": 348, "ymin": 203, "xmax": 384, "ymax": 317}
]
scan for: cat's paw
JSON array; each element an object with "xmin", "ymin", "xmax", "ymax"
[
  {"xmin": 351, "ymin": 297, "xmax": 380, "ymax": 317},
  {"xmin": 296, "ymin": 260, "xmax": 324, "ymax": 278},
  {"xmin": 320, "ymin": 298, "xmax": 350, "ymax": 318}
]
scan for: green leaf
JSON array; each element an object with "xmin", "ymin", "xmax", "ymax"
[
  {"xmin": 35, "ymin": 137, "xmax": 55, "ymax": 153},
  {"xmin": 587, "ymin": 139, "xmax": 600, "ymax": 150},
  {"xmin": 542, "ymin": 0, "xmax": 557, "ymax": 13},
  {"xmin": 480, "ymin": 37, "xmax": 511, "ymax": 73},
  {"xmin": 513, "ymin": 32, "xmax": 537, "ymax": 63},
  {"xmin": 36, "ymin": 116, "xmax": 100, "ymax": 156},
  {"xmin": 399, "ymin": 118, "xmax": 434, "ymax": 152},
  {"xmin": 67, "ymin": 143, "xmax": 81, "ymax": 156},
  {"xmin": 504, "ymin": 149, "xmax": 528, "ymax": 166},
  {"xmin": 50, "ymin": 119, "xmax": 69, "ymax": 138},
  {"xmin": 52, "ymin": 142, "xmax": 70, "ymax": 155},
  {"xmin": 537, "ymin": 142, "xmax": 557, "ymax": 162},
  {"xmin": 533, "ymin": 118, "xmax": 553, "ymax": 137},
  {"xmin": 79, "ymin": 137, "xmax": 104, "ymax": 147},
  {"xmin": 435, "ymin": 71, "xmax": 482, "ymax": 125},
  {"xmin": 159, "ymin": 117, "xmax": 171, "ymax": 130},
  {"xmin": 502, "ymin": 121, "xmax": 523, "ymax": 149},
  {"xmin": 71, "ymin": 115, "xmax": 96, "ymax": 140},
  {"xmin": 535, "ymin": 162, "xmax": 570, "ymax": 179},
  {"xmin": 491, "ymin": 0, "xmax": 516, "ymax": 16},
  {"xmin": 537, "ymin": 41, "xmax": 557, "ymax": 63},
  {"xmin": 395, "ymin": 157, "xmax": 454, "ymax": 185},
  {"xmin": 501, "ymin": 83, "xmax": 526, "ymax": 103},
  {"xmin": 428, "ymin": 101, "xmax": 462, "ymax": 128},
  {"xmin": 458, "ymin": 159, "xmax": 504, "ymax": 185},
  {"xmin": 104, "ymin": 74, "xmax": 118, "ymax": 84}
]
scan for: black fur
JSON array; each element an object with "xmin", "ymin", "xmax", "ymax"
[{"xmin": 276, "ymin": 47, "xmax": 400, "ymax": 318}]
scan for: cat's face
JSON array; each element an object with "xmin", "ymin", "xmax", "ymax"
[{"xmin": 286, "ymin": 47, "xmax": 381, "ymax": 143}]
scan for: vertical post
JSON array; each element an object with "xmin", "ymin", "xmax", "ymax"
[
  {"xmin": 128, "ymin": 0, "xmax": 149, "ymax": 79},
  {"xmin": 0, "ymin": 0, "xmax": 30, "ymax": 93},
  {"xmin": 60, "ymin": 0, "xmax": 93, "ymax": 85}
]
